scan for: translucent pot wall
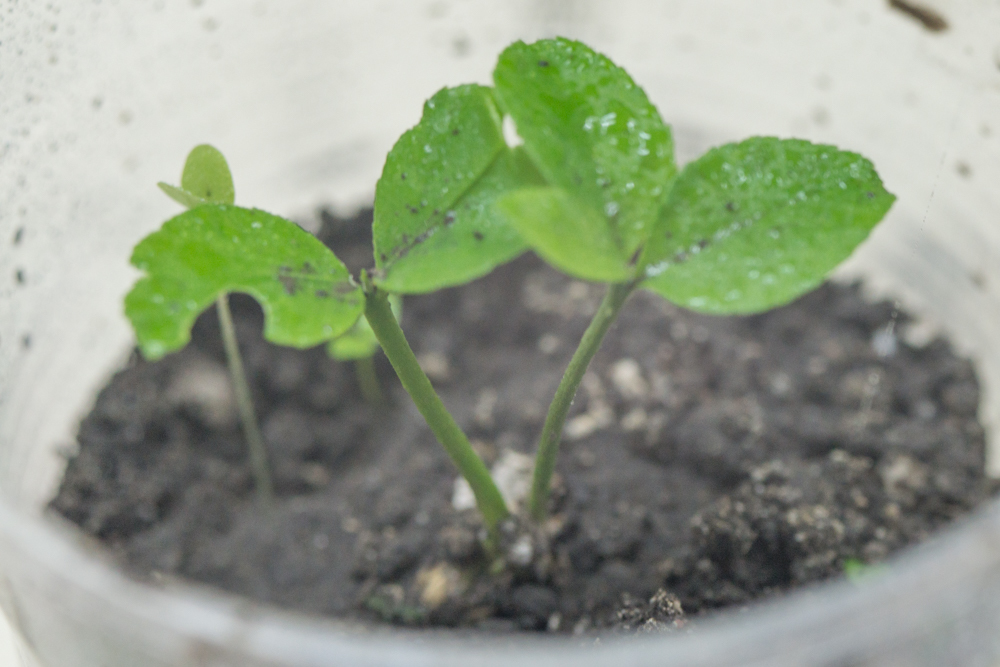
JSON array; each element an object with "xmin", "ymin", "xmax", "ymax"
[{"xmin": 1, "ymin": 1, "xmax": 1000, "ymax": 665}]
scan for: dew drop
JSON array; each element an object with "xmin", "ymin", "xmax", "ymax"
[
  {"xmin": 604, "ymin": 201, "xmax": 620, "ymax": 217},
  {"xmin": 251, "ymin": 221, "xmax": 262, "ymax": 229}
]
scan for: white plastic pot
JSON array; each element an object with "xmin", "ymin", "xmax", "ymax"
[{"xmin": 2, "ymin": 1, "xmax": 999, "ymax": 665}]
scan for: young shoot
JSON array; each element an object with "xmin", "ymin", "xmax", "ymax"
[
  {"xmin": 124, "ymin": 38, "xmax": 895, "ymax": 546},
  {"xmin": 367, "ymin": 38, "xmax": 894, "ymax": 524},
  {"xmin": 126, "ymin": 145, "xmax": 365, "ymax": 506}
]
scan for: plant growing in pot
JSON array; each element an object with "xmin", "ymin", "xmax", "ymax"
[{"xmin": 54, "ymin": 36, "xmax": 991, "ymax": 634}]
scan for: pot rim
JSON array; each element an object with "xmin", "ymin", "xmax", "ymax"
[{"xmin": 1, "ymin": 490, "xmax": 997, "ymax": 666}]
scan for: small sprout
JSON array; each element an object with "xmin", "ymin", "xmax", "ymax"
[
  {"xmin": 843, "ymin": 557, "xmax": 889, "ymax": 583},
  {"xmin": 125, "ymin": 38, "xmax": 894, "ymax": 546},
  {"xmin": 127, "ymin": 145, "xmax": 364, "ymax": 506},
  {"xmin": 157, "ymin": 144, "xmax": 235, "ymax": 208}
]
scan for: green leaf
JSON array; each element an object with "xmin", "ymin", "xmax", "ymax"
[
  {"xmin": 493, "ymin": 38, "xmax": 676, "ymax": 269},
  {"xmin": 157, "ymin": 182, "xmax": 207, "ymax": 209},
  {"xmin": 157, "ymin": 144, "xmax": 235, "ymax": 208},
  {"xmin": 375, "ymin": 148, "xmax": 544, "ymax": 293},
  {"xmin": 182, "ymin": 144, "xmax": 236, "ymax": 204},
  {"xmin": 126, "ymin": 204, "xmax": 363, "ymax": 360},
  {"xmin": 328, "ymin": 294, "xmax": 401, "ymax": 360},
  {"xmin": 497, "ymin": 186, "xmax": 632, "ymax": 282},
  {"xmin": 374, "ymin": 85, "xmax": 535, "ymax": 293},
  {"xmin": 641, "ymin": 137, "xmax": 896, "ymax": 313}
]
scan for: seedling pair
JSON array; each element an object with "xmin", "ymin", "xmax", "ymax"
[{"xmin": 126, "ymin": 38, "xmax": 894, "ymax": 538}]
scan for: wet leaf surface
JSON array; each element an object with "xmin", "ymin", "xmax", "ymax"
[
  {"xmin": 641, "ymin": 137, "xmax": 895, "ymax": 313},
  {"xmin": 126, "ymin": 205, "xmax": 362, "ymax": 359}
]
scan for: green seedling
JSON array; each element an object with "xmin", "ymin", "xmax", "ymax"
[
  {"xmin": 125, "ymin": 38, "xmax": 894, "ymax": 544},
  {"xmin": 843, "ymin": 558, "xmax": 889, "ymax": 583},
  {"xmin": 128, "ymin": 145, "xmax": 365, "ymax": 505}
]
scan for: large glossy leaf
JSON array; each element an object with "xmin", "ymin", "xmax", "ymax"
[
  {"xmin": 374, "ymin": 85, "xmax": 534, "ymax": 293},
  {"xmin": 493, "ymin": 38, "xmax": 676, "ymax": 274},
  {"xmin": 641, "ymin": 137, "xmax": 895, "ymax": 313},
  {"xmin": 126, "ymin": 205, "xmax": 363, "ymax": 360}
]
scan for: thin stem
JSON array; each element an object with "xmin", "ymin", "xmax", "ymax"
[
  {"xmin": 355, "ymin": 355, "xmax": 384, "ymax": 405},
  {"xmin": 528, "ymin": 281, "xmax": 636, "ymax": 521},
  {"xmin": 363, "ymin": 287, "xmax": 509, "ymax": 535},
  {"xmin": 216, "ymin": 293, "xmax": 274, "ymax": 506}
]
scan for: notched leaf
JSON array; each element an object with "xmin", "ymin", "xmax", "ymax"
[
  {"xmin": 180, "ymin": 144, "xmax": 235, "ymax": 204},
  {"xmin": 126, "ymin": 205, "xmax": 363, "ymax": 360}
]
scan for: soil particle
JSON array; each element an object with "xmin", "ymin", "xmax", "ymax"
[{"xmin": 51, "ymin": 208, "xmax": 997, "ymax": 633}]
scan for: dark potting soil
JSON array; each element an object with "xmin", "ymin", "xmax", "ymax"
[{"xmin": 51, "ymin": 208, "xmax": 996, "ymax": 634}]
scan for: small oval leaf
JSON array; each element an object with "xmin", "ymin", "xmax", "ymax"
[
  {"xmin": 180, "ymin": 144, "xmax": 235, "ymax": 204},
  {"xmin": 641, "ymin": 137, "xmax": 895, "ymax": 313},
  {"xmin": 126, "ymin": 205, "xmax": 363, "ymax": 360}
]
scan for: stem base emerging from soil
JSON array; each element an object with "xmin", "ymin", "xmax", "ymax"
[
  {"xmin": 363, "ymin": 286, "xmax": 509, "ymax": 536},
  {"xmin": 528, "ymin": 281, "xmax": 635, "ymax": 521}
]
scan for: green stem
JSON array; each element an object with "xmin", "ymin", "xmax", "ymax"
[
  {"xmin": 355, "ymin": 355, "xmax": 383, "ymax": 405},
  {"xmin": 216, "ymin": 293, "xmax": 274, "ymax": 506},
  {"xmin": 528, "ymin": 281, "xmax": 636, "ymax": 521},
  {"xmin": 363, "ymin": 287, "xmax": 509, "ymax": 535}
]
